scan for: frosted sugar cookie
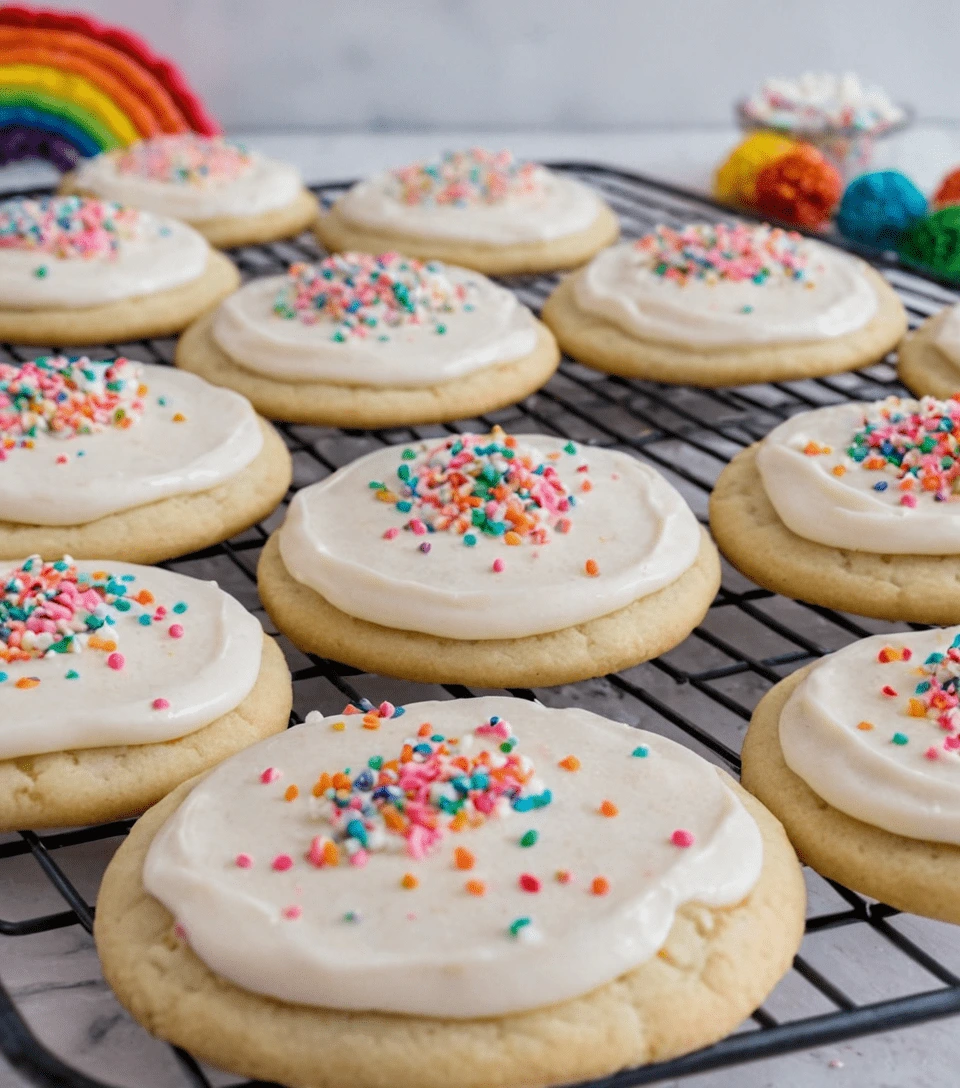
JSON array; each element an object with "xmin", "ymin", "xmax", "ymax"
[
  {"xmin": 541, "ymin": 222, "xmax": 907, "ymax": 386},
  {"xmin": 0, "ymin": 355, "xmax": 291, "ymax": 563},
  {"xmin": 258, "ymin": 427, "xmax": 720, "ymax": 686},
  {"xmin": 62, "ymin": 135, "xmax": 320, "ymax": 249},
  {"xmin": 95, "ymin": 696, "xmax": 804, "ymax": 1088},
  {"xmin": 315, "ymin": 148, "xmax": 619, "ymax": 276},
  {"xmin": 0, "ymin": 195, "xmax": 238, "ymax": 344},
  {"xmin": 743, "ymin": 629, "xmax": 960, "ymax": 922},
  {"xmin": 0, "ymin": 555, "xmax": 291, "ymax": 830},
  {"xmin": 898, "ymin": 303, "xmax": 960, "ymax": 399},
  {"xmin": 710, "ymin": 395, "xmax": 960, "ymax": 622},
  {"xmin": 176, "ymin": 252, "xmax": 560, "ymax": 427}
]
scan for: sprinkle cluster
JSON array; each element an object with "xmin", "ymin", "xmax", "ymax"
[
  {"xmin": 837, "ymin": 397, "xmax": 960, "ymax": 508},
  {"xmin": 866, "ymin": 639, "xmax": 960, "ymax": 762},
  {"xmin": 742, "ymin": 72, "xmax": 905, "ymax": 134},
  {"xmin": 370, "ymin": 427, "xmax": 578, "ymax": 547},
  {"xmin": 0, "ymin": 196, "xmax": 139, "ymax": 259},
  {"xmin": 115, "ymin": 135, "xmax": 252, "ymax": 185},
  {"xmin": 389, "ymin": 148, "xmax": 541, "ymax": 206},
  {"xmin": 0, "ymin": 557, "xmax": 187, "ymax": 695},
  {"xmin": 273, "ymin": 253, "xmax": 471, "ymax": 341},
  {"xmin": 0, "ymin": 357, "xmax": 145, "ymax": 454},
  {"xmin": 302, "ymin": 713, "xmax": 551, "ymax": 867},
  {"xmin": 635, "ymin": 223, "xmax": 811, "ymax": 285}
]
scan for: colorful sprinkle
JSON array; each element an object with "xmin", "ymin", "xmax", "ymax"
[
  {"xmin": 390, "ymin": 148, "xmax": 541, "ymax": 207},
  {"xmin": 0, "ymin": 195, "xmax": 139, "ymax": 259},
  {"xmin": 115, "ymin": 135, "xmax": 252, "ymax": 185},
  {"xmin": 671, "ymin": 829, "xmax": 696, "ymax": 848},
  {"xmin": 591, "ymin": 876, "xmax": 610, "ymax": 896}
]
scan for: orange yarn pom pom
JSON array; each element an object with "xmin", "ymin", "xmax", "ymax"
[
  {"xmin": 933, "ymin": 168, "xmax": 960, "ymax": 210},
  {"xmin": 753, "ymin": 144, "xmax": 842, "ymax": 229}
]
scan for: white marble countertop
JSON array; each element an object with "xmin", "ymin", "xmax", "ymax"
[{"xmin": 1, "ymin": 126, "xmax": 959, "ymax": 1088}]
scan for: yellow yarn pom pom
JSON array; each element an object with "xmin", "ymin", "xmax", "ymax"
[{"xmin": 714, "ymin": 132, "xmax": 796, "ymax": 207}]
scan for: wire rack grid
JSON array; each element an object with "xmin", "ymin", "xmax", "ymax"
[{"xmin": 1, "ymin": 166, "xmax": 960, "ymax": 1088}]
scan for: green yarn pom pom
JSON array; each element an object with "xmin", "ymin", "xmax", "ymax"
[{"xmin": 899, "ymin": 206, "xmax": 960, "ymax": 280}]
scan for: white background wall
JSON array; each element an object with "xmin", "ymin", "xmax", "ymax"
[{"xmin": 39, "ymin": 0, "xmax": 959, "ymax": 132}]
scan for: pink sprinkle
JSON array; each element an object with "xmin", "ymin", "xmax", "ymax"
[
  {"xmin": 106, "ymin": 652, "xmax": 125, "ymax": 671},
  {"xmin": 671, "ymin": 829, "xmax": 695, "ymax": 848},
  {"xmin": 379, "ymin": 701, "xmax": 395, "ymax": 718},
  {"xmin": 383, "ymin": 527, "xmax": 400, "ymax": 540},
  {"xmin": 235, "ymin": 853, "xmax": 253, "ymax": 868},
  {"xmin": 492, "ymin": 558, "xmax": 505, "ymax": 573},
  {"xmin": 519, "ymin": 873, "xmax": 541, "ymax": 893},
  {"xmin": 282, "ymin": 904, "xmax": 302, "ymax": 920},
  {"xmin": 925, "ymin": 747, "xmax": 940, "ymax": 761},
  {"xmin": 350, "ymin": 848, "xmax": 369, "ymax": 868},
  {"xmin": 168, "ymin": 623, "xmax": 184, "ymax": 639},
  {"xmin": 900, "ymin": 493, "xmax": 918, "ymax": 508},
  {"xmin": 55, "ymin": 454, "xmax": 68, "ymax": 465},
  {"xmin": 409, "ymin": 518, "xmax": 427, "ymax": 535},
  {"xmin": 173, "ymin": 923, "xmax": 187, "ymax": 940},
  {"xmin": 260, "ymin": 767, "xmax": 281, "ymax": 784},
  {"xmin": 151, "ymin": 697, "xmax": 170, "ymax": 710},
  {"xmin": 271, "ymin": 854, "xmax": 293, "ymax": 871}
]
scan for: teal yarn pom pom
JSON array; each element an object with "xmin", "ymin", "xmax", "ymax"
[{"xmin": 836, "ymin": 171, "xmax": 926, "ymax": 251}]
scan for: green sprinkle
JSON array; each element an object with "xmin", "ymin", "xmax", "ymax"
[
  {"xmin": 368, "ymin": 480, "xmax": 384, "ymax": 489},
  {"xmin": 113, "ymin": 599, "xmax": 131, "ymax": 612},
  {"xmin": 892, "ymin": 732, "xmax": 909, "ymax": 746},
  {"xmin": 65, "ymin": 670, "xmax": 79, "ymax": 680},
  {"xmin": 563, "ymin": 441, "xmax": 576, "ymax": 455},
  {"xmin": 368, "ymin": 755, "xmax": 383, "ymax": 771},
  {"xmin": 33, "ymin": 265, "xmax": 47, "ymax": 278},
  {"xmin": 508, "ymin": 917, "xmax": 532, "ymax": 938},
  {"xmin": 631, "ymin": 745, "xmax": 650, "ymax": 758},
  {"xmin": 401, "ymin": 448, "xmax": 417, "ymax": 460},
  {"xmin": 343, "ymin": 910, "xmax": 361, "ymax": 923},
  {"xmin": 435, "ymin": 323, "xmax": 447, "ymax": 334},
  {"xmin": 519, "ymin": 830, "xmax": 538, "ymax": 848}
]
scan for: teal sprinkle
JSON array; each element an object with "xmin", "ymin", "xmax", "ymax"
[
  {"xmin": 138, "ymin": 615, "xmax": 152, "ymax": 626},
  {"xmin": 368, "ymin": 480, "xmax": 384, "ymax": 489},
  {"xmin": 396, "ymin": 500, "xmax": 413, "ymax": 513},
  {"xmin": 519, "ymin": 829, "xmax": 538, "ymax": 848},
  {"xmin": 632, "ymin": 745, "xmax": 650, "ymax": 758},
  {"xmin": 33, "ymin": 265, "xmax": 47, "ymax": 278},
  {"xmin": 121, "ymin": 574, "xmax": 136, "ymax": 582},
  {"xmin": 114, "ymin": 599, "xmax": 131, "ymax": 612},
  {"xmin": 65, "ymin": 670, "xmax": 79, "ymax": 680},
  {"xmin": 508, "ymin": 917, "xmax": 532, "ymax": 938},
  {"xmin": 158, "ymin": 396, "xmax": 167, "ymax": 406},
  {"xmin": 464, "ymin": 533, "xmax": 477, "ymax": 546},
  {"xmin": 0, "ymin": 672, "xmax": 7, "ymax": 683},
  {"xmin": 53, "ymin": 560, "xmax": 69, "ymax": 572},
  {"xmin": 435, "ymin": 324, "xmax": 447, "ymax": 334},
  {"xmin": 892, "ymin": 732, "xmax": 909, "ymax": 746},
  {"xmin": 915, "ymin": 681, "xmax": 931, "ymax": 694},
  {"xmin": 343, "ymin": 910, "xmax": 361, "ymax": 923}
]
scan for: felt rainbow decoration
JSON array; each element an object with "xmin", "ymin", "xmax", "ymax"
[{"xmin": 0, "ymin": 4, "xmax": 219, "ymax": 171}]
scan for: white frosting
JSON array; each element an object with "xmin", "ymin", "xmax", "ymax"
[
  {"xmin": 0, "ymin": 560, "xmax": 262, "ymax": 760},
  {"xmin": 0, "ymin": 214, "xmax": 209, "ymax": 310},
  {"xmin": 142, "ymin": 696, "xmax": 763, "ymax": 1018},
  {"xmin": 574, "ymin": 240, "xmax": 879, "ymax": 348},
  {"xmin": 337, "ymin": 167, "xmax": 602, "ymax": 244},
  {"xmin": 278, "ymin": 436, "xmax": 701, "ymax": 640},
  {"xmin": 932, "ymin": 303, "xmax": 960, "ymax": 367},
  {"xmin": 743, "ymin": 72, "xmax": 905, "ymax": 133},
  {"xmin": 757, "ymin": 398, "xmax": 960, "ymax": 554},
  {"xmin": 72, "ymin": 150, "xmax": 303, "ymax": 222},
  {"xmin": 0, "ymin": 364, "xmax": 263, "ymax": 526},
  {"xmin": 212, "ymin": 269, "xmax": 539, "ymax": 386},
  {"xmin": 780, "ymin": 629, "xmax": 960, "ymax": 843}
]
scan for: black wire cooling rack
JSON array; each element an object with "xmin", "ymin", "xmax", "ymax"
[{"xmin": 2, "ymin": 165, "xmax": 960, "ymax": 1088}]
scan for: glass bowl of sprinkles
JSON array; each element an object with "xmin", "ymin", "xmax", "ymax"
[{"xmin": 736, "ymin": 72, "xmax": 913, "ymax": 181}]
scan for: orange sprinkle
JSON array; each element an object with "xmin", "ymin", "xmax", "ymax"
[
  {"xmin": 87, "ymin": 635, "xmax": 117, "ymax": 652},
  {"xmin": 92, "ymin": 570, "xmax": 108, "ymax": 580},
  {"xmin": 449, "ymin": 811, "xmax": 468, "ymax": 832},
  {"xmin": 599, "ymin": 800, "xmax": 619, "ymax": 818},
  {"xmin": 864, "ymin": 457, "xmax": 886, "ymax": 470},
  {"xmin": 362, "ymin": 714, "xmax": 381, "ymax": 730},
  {"xmin": 831, "ymin": 465, "xmax": 846, "ymax": 477},
  {"xmin": 465, "ymin": 879, "xmax": 486, "ymax": 896},
  {"xmin": 172, "ymin": 412, "xmax": 187, "ymax": 423},
  {"xmin": 908, "ymin": 698, "xmax": 928, "ymax": 718},
  {"xmin": 284, "ymin": 784, "xmax": 299, "ymax": 802},
  {"xmin": 591, "ymin": 876, "xmax": 610, "ymax": 896},
  {"xmin": 555, "ymin": 869, "xmax": 573, "ymax": 884},
  {"xmin": 802, "ymin": 441, "xmax": 832, "ymax": 456},
  {"xmin": 418, "ymin": 722, "xmax": 432, "ymax": 737},
  {"xmin": 922, "ymin": 476, "xmax": 940, "ymax": 491},
  {"xmin": 585, "ymin": 558, "xmax": 600, "ymax": 577},
  {"xmin": 558, "ymin": 755, "xmax": 581, "ymax": 772},
  {"xmin": 312, "ymin": 772, "xmax": 332, "ymax": 797},
  {"xmin": 581, "ymin": 479, "xmax": 593, "ymax": 492},
  {"xmin": 454, "ymin": 847, "xmax": 475, "ymax": 871},
  {"xmin": 401, "ymin": 873, "xmax": 418, "ymax": 890},
  {"xmin": 857, "ymin": 720, "xmax": 874, "ymax": 731},
  {"xmin": 322, "ymin": 840, "xmax": 340, "ymax": 867},
  {"xmin": 137, "ymin": 383, "xmax": 149, "ymax": 396},
  {"xmin": 504, "ymin": 531, "xmax": 522, "ymax": 546},
  {"xmin": 504, "ymin": 435, "xmax": 516, "ymax": 448},
  {"xmin": 332, "ymin": 772, "xmax": 352, "ymax": 790},
  {"xmin": 383, "ymin": 808, "xmax": 409, "ymax": 833},
  {"xmin": 375, "ymin": 489, "xmax": 399, "ymax": 503},
  {"xmin": 15, "ymin": 677, "xmax": 39, "ymax": 690},
  {"xmin": 899, "ymin": 478, "xmax": 914, "ymax": 491},
  {"xmin": 134, "ymin": 590, "xmax": 155, "ymax": 605}
]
